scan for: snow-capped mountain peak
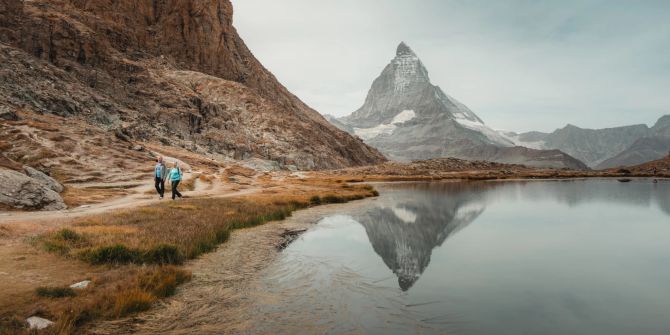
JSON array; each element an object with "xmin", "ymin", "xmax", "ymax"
[
  {"xmin": 339, "ymin": 42, "xmax": 511, "ymax": 147},
  {"xmin": 330, "ymin": 42, "xmax": 587, "ymax": 169}
]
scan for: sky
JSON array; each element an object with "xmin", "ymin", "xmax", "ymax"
[{"xmin": 232, "ymin": 0, "xmax": 670, "ymax": 133}]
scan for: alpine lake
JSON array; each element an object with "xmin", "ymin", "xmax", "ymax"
[{"xmin": 246, "ymin": 179, "xmax": 670, "ymax": 335}]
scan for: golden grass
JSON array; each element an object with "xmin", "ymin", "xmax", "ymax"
[
  {"xmin": 0, "ymin": 181, "xmax": 377, "ymax": 334},
  {"xmin": 225, "ymin": 165, "xmax": 256, "ymax": 178},
  {"xmin": 0, "ymin": 266, "xmax": 191, "ymax": 335},
  {"xmin": 61, "ymin": 187, "xmax": 128, "ymax": 208},
  {"xmin": 113, "ymin": 289, "xmax": 156, "ymax": 317},
  {"xmin": 43, "ymin": 183, "xmax": 377, "ymax": 266}
]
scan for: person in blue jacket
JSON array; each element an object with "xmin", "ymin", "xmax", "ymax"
[
  {"xmin": 168, "ymin": 162, "xmax": 183, "ymax": 200},
  {"xmin": 154, "ymin": 156, "xmax": 167, "ymax": 199}
]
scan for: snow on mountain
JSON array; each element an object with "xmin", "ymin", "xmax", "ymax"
[
  {"xmin": 333, "ymin": 42, "xmax": 586, "ymax": 169},
  {"xmin": 499, "ymin": 131, "xmax": 546, "ymax": 149},
  {"xmin": 353, "ymin": 109, "xmax": 416, "ymax": 140}
]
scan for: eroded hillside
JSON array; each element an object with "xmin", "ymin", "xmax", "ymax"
[{"xmin": 0, "ymin": 0, "xmax": 385, "ymax": 172}]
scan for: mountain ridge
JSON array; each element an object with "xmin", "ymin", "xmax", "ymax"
[
  {"xmin": 0, "ymin": 0, "xmax": 386, "ymax": 170},
  {"xmin": 511, "ymin": 115, "xmax": 670, "ymax": 168}
]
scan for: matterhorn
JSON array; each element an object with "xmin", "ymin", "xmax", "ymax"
[{"xmin": 332, "ymin": 42, "xmax": 586, "ymax": 169}]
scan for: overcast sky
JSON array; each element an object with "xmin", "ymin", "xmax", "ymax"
[{"xmin": 232, "ymin": 0, "xmax": 669, "ymax": 132}]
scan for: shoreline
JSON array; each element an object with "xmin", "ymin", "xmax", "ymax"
[
  {"xmin": 90, "ymin": 177, "xmax": 670, "ymax": 334},
  {"xmin": 88, "ymin": 198, "xmax": 377, "ymax": 334}
]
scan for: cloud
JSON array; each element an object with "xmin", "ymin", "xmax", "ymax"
[{"xmin": 232, "ymin": 0, "xmax": 670, "ymax": 132}]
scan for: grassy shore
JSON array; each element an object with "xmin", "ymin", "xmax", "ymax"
[{"xmin": 0, "ymin": 183, "xmax": 378, "ymax": 334}]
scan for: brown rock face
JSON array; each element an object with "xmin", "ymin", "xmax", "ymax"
[{"xmin": 0, "ymin": 0, "xmax": 385, "ymax": 169}]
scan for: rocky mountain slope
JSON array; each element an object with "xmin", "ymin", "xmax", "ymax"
[
  {"xmin": 511, "ymin": 115, "xmax": 670, "ymax": 168},
  {"xmin": 333, "ymin": 42, "xmax": 586, "ymax": 170},
  {"xmin": 0, "ymin": 0, "xmax": 385, "ymax": 171},
  {"xmin": 596, "ymin": 136, "xmax": 670, "ymax": 169},
  {"xmin": 622, "ymin": 154, "xmax": 670, "ymax": 175}
]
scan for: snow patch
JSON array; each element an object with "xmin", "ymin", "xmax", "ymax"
[
  {"xmin": 455, "ymin": 118, "xmax": 514, "ymax": 147},
  {"xmin": 353, "ymin": 110, "xmax": 416, "ymax": 140},
  {"xmin": 353, "ymin": 123, "xmax": 397, "ymax": 140},
  {"xmin": 391, "ymin": 206, "xmax": 417, "ymax": 223},
  {"xmin": 392, "ymin": 109, "xmax": 416, "ymax": 124},
  {"xmin": 500, "ymin": 132, "xmax": 546, "ymax": 150},
  {"xmin": 453, "ymin": 202, "xmax": 486, "ymax": 223}
]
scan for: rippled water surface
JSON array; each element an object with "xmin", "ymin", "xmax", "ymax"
[{"xmin": 250, "ymin": 180, "xmax": 670, "ymax": 334}]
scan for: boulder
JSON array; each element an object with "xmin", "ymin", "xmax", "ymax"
[
  {"xmin": 70, "ymin": 280, "xmax": 91, "ymax": 289},
  {"xmin": 23, "ymin": 166, "xmax": 64, "ymax": 193},
  {"xmin": 26, "ymin": 316, "xmax": 54, "ymax": 330},
  {"xmin": 0, "ymin": 168, "xmax": 67, "ymax": 210}
]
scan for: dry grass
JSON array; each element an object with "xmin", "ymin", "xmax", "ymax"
[
  {"xmin": 22, "ymin": 148, "xmax": 60, "ymax": 166},
  {"xmin": 43, "ymin": 184, "xmax": 377, "ymax": 266},
  {"xmin": 61, "ymin": 187, "xmax": 128, "ymax": 208},
  {"xmin": 25, "ymin": 120, "xmax": 60, "ymax": 132},
  {"xmin": 168, "ymin": 175, "xmax": 197, "ymax": 192},
  {"xmin": 225, "ymin": 165, "xmax": 256, "ymax": 178},
  {"xmin": 0, "ymin": 266, "xmax": 191, "ymax": 335}
]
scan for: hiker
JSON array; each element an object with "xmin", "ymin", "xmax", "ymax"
[
  {"xmin": 154, "ymin": 156, "xmax": 167, "ymax": 199},
  {"xmin": 168, "ymin": 162, "xmax": 183, "ymax": 200}
]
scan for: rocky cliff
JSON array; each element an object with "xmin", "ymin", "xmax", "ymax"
[{"xmin": 0, "ymin": 0, "xmax": 385, "ymax": 170}]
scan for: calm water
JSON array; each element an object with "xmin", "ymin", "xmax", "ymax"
[{"xmin": 251, "ymin": 180, "xmax": 670, "ymax": 335}]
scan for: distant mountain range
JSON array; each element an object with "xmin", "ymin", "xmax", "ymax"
[
  {"xmin": 509, "ymin": 115, "xmax": 670, "ymax": 168},
  {"xmin": 327, "ymin": 42, "xmax": 668, "ymax": 170},
  {"xmin": 329, "ymin": 42, "xmax": 587, "ymax": 170}
]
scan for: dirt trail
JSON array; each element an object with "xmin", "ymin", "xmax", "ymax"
[{"xmin": 0, "ymin": 171, "xmax": 260, "ymax": 226}]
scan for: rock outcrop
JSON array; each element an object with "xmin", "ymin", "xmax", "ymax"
[
  {"xmin": 24, "ymin": 166, "xmax": 65, "ymax": 193},
  {"xmin": 0, "ymin": 0, "xmax": 385, "ymax": 170},
  {"xmin": 0, "ymin": 168, "xmax": 67, "ymax": 211}
]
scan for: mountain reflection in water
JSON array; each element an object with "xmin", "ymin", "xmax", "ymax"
[
  {"xmin": 355, "ymin": 182, "xmax": 494, "ymax": 290},
  {"xmin": 355, "ymin": 180, "xmax": 670, "ymax": 291}
]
